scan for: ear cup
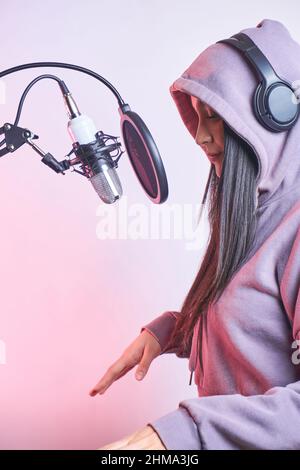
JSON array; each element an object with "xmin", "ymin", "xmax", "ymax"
[
  {"xmin": 253, "ymin": 81, "xmax": 300, "ymax": 132},
  {"xmin": 266, "ymin": 83, "xmax": 299, "ymax": 125},
  {"xmin": 253, "ymin": 82, "xmax": 273, "ymax": 131}
]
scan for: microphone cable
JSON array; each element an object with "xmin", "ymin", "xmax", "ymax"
[{"xmin": 0, "ymin": 74, "xmax": 69, "ymax": 147}]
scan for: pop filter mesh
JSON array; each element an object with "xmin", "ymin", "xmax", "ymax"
[{"xmin": 123, "ymin": 121, "xmax": 158, "ymax": 198}]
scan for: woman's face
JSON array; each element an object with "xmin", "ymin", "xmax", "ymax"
[{"xmin": 190, "ymin": 96, "xmax": 224, "ymax": 177}]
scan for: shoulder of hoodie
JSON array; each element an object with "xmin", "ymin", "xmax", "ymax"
[
  {"xmin": 262, "ymin": 194, "xmax": 300, "ymax": 283},
  {"xmin": 261, "ymin": 192, "xmax": 300, "ymax": 240}
]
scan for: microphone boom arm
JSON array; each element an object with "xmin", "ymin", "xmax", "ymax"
[
  {"xmin": 0, "ymin": 60, "xmax": 169, "ymax": 203},
  {"xmin": 0, "ymin": 121, "xmax": 124, "ymax": 177}
]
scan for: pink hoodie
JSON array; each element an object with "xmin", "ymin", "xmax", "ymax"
[{"xmin": 140, "ymin": 19, "xmax": 300, "ymax": 450}]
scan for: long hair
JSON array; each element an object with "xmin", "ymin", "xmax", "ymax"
[{"xmin": 164, "ymin": 121, "xmax": 259, "ymax": 359}]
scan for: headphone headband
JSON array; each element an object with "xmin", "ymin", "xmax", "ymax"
[{"xmin": 216, "ymin": 32, "xmax": 300, "ymax": 132}]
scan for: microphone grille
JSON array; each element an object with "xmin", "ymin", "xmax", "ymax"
[{"xmin": 90, "ymin": 166, "xmax": 123, "ymax": 204}]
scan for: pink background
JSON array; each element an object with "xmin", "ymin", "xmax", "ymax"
[{"xmin": 0, "ymin": 0, "xmax": 299, "ymax": 449}]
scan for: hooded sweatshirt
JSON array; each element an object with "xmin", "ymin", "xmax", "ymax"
[{"xmin": 140, "ymin": 19, "xmax": 300, "ymax": 450}]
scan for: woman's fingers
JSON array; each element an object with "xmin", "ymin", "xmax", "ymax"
[
  {"xmin": 89, "ymin": 331, "xmax": 161, "ymax": 397},
  {"xmin": 89, "ymin": 358, "xmax": 135, "ymax": 396}
]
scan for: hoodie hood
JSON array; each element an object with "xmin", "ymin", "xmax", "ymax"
[{"xmin": 169, "ymin": 19, "xmax": 300, "ymax": 208}]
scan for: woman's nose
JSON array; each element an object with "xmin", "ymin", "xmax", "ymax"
[{"xmin": 195, "ymin": 127, "xmax": 213, "ymax": 147}]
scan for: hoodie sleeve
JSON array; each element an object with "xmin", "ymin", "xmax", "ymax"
[
  {"xmin": 145, "ymin": 231, "xmax": 300, "ymax": 450},
  {"xmin": 140, "ymin": 310, "xmax": 191, "ymax": 358}
]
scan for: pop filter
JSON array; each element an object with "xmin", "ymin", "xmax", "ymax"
[
  {"xmin": 119, "ymin": 104, "xmax": 168, "ymax": 204},
  {"xmin": 0, "ymin": 62, "xmax": 169, "ymax": 204}
]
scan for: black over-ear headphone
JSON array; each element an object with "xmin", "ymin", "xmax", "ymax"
[{"xmin": 216, "ymin": 32, "xmax": 300, "ymax": 132}]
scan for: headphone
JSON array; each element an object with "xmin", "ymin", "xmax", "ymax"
[{"xmin": 216, "ymin": 32, "xmax": 300, "ymax": 132}]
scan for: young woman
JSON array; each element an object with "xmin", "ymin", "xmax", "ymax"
[{"xmin": 90, "ymin": 19, "xmax": 300, "ymax": 450}]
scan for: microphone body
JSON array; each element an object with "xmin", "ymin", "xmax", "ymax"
[{"xmin": 67, "ymin": 114, "xmax": 123, "ymax": 204}]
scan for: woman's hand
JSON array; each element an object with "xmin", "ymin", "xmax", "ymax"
[
  {"xmin": 98, "ymin": 425, "xmax": 166, "ymax": 450},
  {"xmin": 89, "ymin": 330, "xmax": 162, "ymax": 396},
  {"xmin": 90, "ymin": 332, "xmax": 165, "ymax": 449}
]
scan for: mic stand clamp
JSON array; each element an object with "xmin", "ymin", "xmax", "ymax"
[{"xmin": 0, "ymin": 122, "xmax": 70, "ymax": 174}]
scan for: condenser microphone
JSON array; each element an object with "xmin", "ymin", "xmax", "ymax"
[
  {"xmin": 63, "ymin": 86, "xmax": 168, "ymax": 205},
  {"xmin": 65, "ymin": 92, "xmax": 123, "ymax": 204},
  {"xmin": 0, "ymin": 62, "xmax": 169, "ymax": 205}
]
